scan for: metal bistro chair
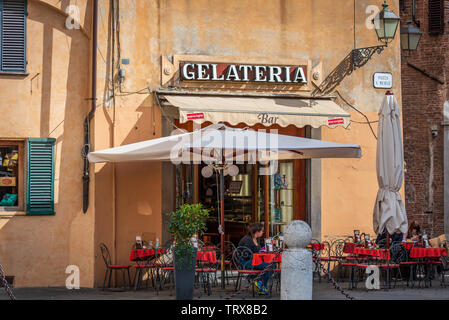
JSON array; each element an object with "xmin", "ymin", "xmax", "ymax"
[
  {"xmin": 232, "ymin": 246, "xmax": 263, "ymax": 298},
  {"xmin": 196, "ymin": 245, "xmax": 219, "ymax": 298},
  {"xmin": 221, "ymin": 241, "xmax": 237, "ymax": 286},
  {"xmin": 310, "ymin": 239, "xmax": 324, "ymax": 282},
  {"xmin": 439, "ymin": 241, "xmax": 449, "ymax": 287},
  {"xmin": 131, "ymin": 242, "xmax": 154, "ymax": 291},
  {"xmin": 100, "ymin": 243, "xmax": 132, "ymax": 290}
]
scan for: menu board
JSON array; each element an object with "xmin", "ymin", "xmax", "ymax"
[{"xmin": 228, "ymin": 181, "xmax": 243, "ymax": 194}]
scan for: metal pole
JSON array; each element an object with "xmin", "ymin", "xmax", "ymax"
[{"xmin": 219, "ymin": 167, "xmax": 225, "ymax": 289}]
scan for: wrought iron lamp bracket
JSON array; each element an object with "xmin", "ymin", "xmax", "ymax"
[{"xmin": 352, "ymin": 45, "xmax": 387, "ymax": 70}]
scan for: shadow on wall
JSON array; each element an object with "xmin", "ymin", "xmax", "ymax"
[
  {"xmin": 93, "ymin": 94, "xmax": 165, "ymax": 288},
  {"xmin": 0, "ymin": 0, "xmax": 92, "ymax": 287}
]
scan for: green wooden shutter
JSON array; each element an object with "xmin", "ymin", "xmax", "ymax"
[
  {"xmin": 26, "ymin": 138, "xmax": 55, "ymax": 215},
  {"xmin": 0, "ymin": 0, "xmax": 27, "ymax": 72}
]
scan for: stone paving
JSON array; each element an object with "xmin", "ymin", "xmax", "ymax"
[{"xmin": 1, "ymin": 280, "xmax": 449, "ymax": 300}]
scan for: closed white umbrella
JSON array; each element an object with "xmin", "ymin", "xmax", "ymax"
[{"xmin": 373, "ymin": 92, "xmax": 408, "ymax": 238}]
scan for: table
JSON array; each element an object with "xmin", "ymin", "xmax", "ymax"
[
  {"xmin": 353, "ymin": 248, "xmax": 390, "ymax": 259},
  {"xmin": 252, "ymin": 253, "xmax": 282, "ymax": 265},
  {"xmin": 401, "ymin": 242, "xmax": 423, "ymax": 250},
  {"xmin": 197, "ymin": 249, "xmax": 217, "ymax": 263},
  {"xmin": 409, "ymin": 247, "xmax": 447, "ymax": 259},
  {"xmin": 343, "ymin": 243, "xmax": 356, "ymax": 253},
  {"xmin": 130, "ymin": 249, "xmax": 166, "ymax": 262}
]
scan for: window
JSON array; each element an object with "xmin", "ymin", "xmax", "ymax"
[
  {"xmin": 0, "ymin": 0, "xmax": 27, "ymax": 73},
  {"xmin": 429, "ymin": 0, "xmax": 445, "ymax": 34},
  {"xmin": 0, "ymin": 141, "xmax": 23, "ymax": 210}
]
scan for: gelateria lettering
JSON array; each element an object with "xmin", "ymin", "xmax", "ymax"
[{"xmin": 180, "ymin": 62, "xmax": 307, "ymax": 83}]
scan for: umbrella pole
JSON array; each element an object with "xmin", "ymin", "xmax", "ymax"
[{"xmin": 219, "ymin": 167, "xmax": 225, "ymax": 289}]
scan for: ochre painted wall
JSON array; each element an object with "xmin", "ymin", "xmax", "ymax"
[
  {"xmin": 93, "ymin": 0, "xmax": 403, "ymax": 288},
  {"xmin": 0, "ymin": 0, "xmax": 94, "ymax": 287},
  {"xmin": 0, "ymin": 0, "xmax": 403, "ymax": 287}
]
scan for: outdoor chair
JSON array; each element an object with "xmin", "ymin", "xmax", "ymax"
[
  {"xmin": 196, "ymin": 245, "xmax": 219, "ymax": 298},
  {"xmin": 310, "ymin": 239, "xmax": 324, "ymax": 282},
  {"xmin": 232, "ymin": 246, "xmax": 263, "ymax": 298},
  {"xmin": 157, "ymin": 240, "xmax": 175, "ymax": 295},
  {"xmin": 221, "ymin": 241, "xmax": 237, "ymax": 286},
  {"xmin": 99, "ymin": 243, "xmax": 132, "ymax": 291},
  {"xmin": 439, "ymin": 249, "xmax": 449, "ymax": 288}
]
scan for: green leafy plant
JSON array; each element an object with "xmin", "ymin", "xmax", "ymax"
[{"xmin": 167, "ymin": 203, "xmax": 210, "ymax": 270}]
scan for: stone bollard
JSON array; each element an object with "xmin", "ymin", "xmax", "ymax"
[{"xmin": 281, "ymin": 220, "xmax": 313, "ymax": 300}]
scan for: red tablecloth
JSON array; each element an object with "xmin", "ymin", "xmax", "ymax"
[
  {"xmin": 130, "ymin": 249, "xmax": 166, "ymax": 262},
  {"xmin": 353, "ymin": 248, "xmax": 390, "ymax": 259},
  {"xmin": 401, "ymin": 242, "xmax": 423, "ymax": 250},
  {"xmin": 252, "ymin": 253, "xmax": 282, "ymax": 265},
  {"xmin": 197, "ymin": 250, "xmax": 217, "ymax": 263},
  {"xmin": 409, "ymin": 248, "xmax": 447, "ymax": 258},
  {"xmin": 343, "ymin": 243, "xmax": 356, "ymax": 253}
]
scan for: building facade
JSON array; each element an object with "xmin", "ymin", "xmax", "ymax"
[
  {"xmin": 400, "ymin": 0, "xmax": 449, "ymax": 237},
  {"xmin": 0, "ymin": 0, "xmax": 402, "ymax": 288}
]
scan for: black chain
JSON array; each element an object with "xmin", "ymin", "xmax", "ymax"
[
  {"xmin": 221, "ymin": 248, "xmax": 355, "ymax": 300},
  {"xmin": 0, "ymin": 264, "xmax": 16, "ymax": 300},
  {"xmin": 312, "ymin": 251, "xmax": 355, "ymax": 300}
]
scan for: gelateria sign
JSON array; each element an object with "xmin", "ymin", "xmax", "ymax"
[{"xmin": 179, "ymin": 62, "xmax": 308, "ymax": 84}]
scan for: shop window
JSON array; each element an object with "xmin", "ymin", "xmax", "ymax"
[
  {"xmin": 258, "ymin": 161, "xmax": 295, "ymax": 236},
  {"xmin": 0, "ymin": 141, "xmax": 22, "ymax": 210},
  {"xmin": 0, "ymin": 0, "xmax": 27, "ymax": 73}
]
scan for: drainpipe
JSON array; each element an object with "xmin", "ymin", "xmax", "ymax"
[
  {"xmin": 82, "ymin": 0, "xmax": 98, "ymax": 214},
  {"xmin": 444, "ymin": 101, "xmax": 449, "ymax": 235},
  {"xmin": 412, "ymin": 0, "xmax": 421, "ymax": 28}
]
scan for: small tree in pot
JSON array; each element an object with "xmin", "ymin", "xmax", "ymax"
[{"xmin": 167, "ymin": 203, "xmax": 209, "ymax": 300}]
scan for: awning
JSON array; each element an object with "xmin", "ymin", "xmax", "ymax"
[{"xmin": 160, "ymin": 94, "xmax": 351, "ymax": 129}]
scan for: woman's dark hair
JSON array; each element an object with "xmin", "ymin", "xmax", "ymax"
[
  {"xmin": 408, "ymin": 220, "xmax": 421, "ymax": 235},
  {"xmin": 247, "ymin": 222, "xmax": 264, "ymax": 237}
]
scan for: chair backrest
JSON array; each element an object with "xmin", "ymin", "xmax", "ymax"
[
  {"xmin": 310, "ymin": 239, "xmax": 322, "ymax": 258},
  {"xmin": 99, "ymin": 243, "xmax": 112, "ymax": 267},
  {"xmin": 390, "ymin": 241, "xmax": 406, "ymax": 263},
  {"xmin": 232, "ymin": 246, "xmax": 254, "ymax": 270},
  {"xmin": 197, "ymin": 245, "xmax": 218, "ymax": 266}
]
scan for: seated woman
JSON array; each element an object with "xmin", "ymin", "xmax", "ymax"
[
  {"xmin": 238, "ymin": 222, "xmax": 272, "ymax": 295},
  {"xmin": 406, "ymin": 220, "xmax": 421, "ymax": 241}
]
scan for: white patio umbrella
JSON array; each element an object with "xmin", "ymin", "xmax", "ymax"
[
  {"xmin": 88, "ymin": 123, "xmax": 362, "ymax": 163},
  {"xmin": 88, "ymin": 123, "xmax": 362, "ymax": 287},
  {"xmin": 373, "ymin": 93, "xmax": 408, "ymax": 240}
]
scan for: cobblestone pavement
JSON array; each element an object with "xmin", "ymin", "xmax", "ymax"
[{"xmin": 1, "ymin": 281, "xmax": 449, "ymax": 300}]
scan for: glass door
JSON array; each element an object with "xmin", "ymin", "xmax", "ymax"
[{"xmin": 257, "ymin": 160, "xmax": 297, "ymax": 237}]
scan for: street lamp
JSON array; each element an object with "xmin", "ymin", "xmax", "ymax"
[
  {"xmin": 372, "ymin": 1, "xmax": 401, "ymax": 46},
  {"xmin": 400, "ymin": 21, "xmax": 422, "ymax": 51}
]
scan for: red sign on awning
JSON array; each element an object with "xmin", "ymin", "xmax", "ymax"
[
  {"xmin": 328, "ymin": 118, "xmax": 344, "ymax": 126},
  {"xmin": 187, "ymin": 113, "xmax": 205, "ymax": 120}
]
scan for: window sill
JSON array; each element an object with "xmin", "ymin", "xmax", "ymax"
[
  {"xmin": 0, "ymin": 72, "xmax": 29, "ymax": 77},
  {"xmin": 0, "ymin": 207, "xmax": 26, "ymax": 217}
]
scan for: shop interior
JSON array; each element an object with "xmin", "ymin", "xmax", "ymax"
[{"xmin": 0, "ymin": 145, "xmax": 19, "ymax": 207}]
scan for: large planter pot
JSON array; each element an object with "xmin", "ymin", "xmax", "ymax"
[{"xmin": 174, "ymin": 246, "xmax": 197, "ymax": 300}]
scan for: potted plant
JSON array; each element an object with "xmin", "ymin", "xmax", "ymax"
[{"xmin": 167, "ymin": 203, "xmax": 209, "ymax": 300}]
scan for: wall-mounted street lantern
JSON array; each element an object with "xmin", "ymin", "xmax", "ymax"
[
  {"xmin": 400, "ymin": 21, "xmax": 422, "ymax": 51},
  {"xmin": 373, "ymin": 1, "xmax": 401, "ymax": 46},
  {"xmin": 352, "ymin": 1, "xmax": 400, "ymax": 70}
]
